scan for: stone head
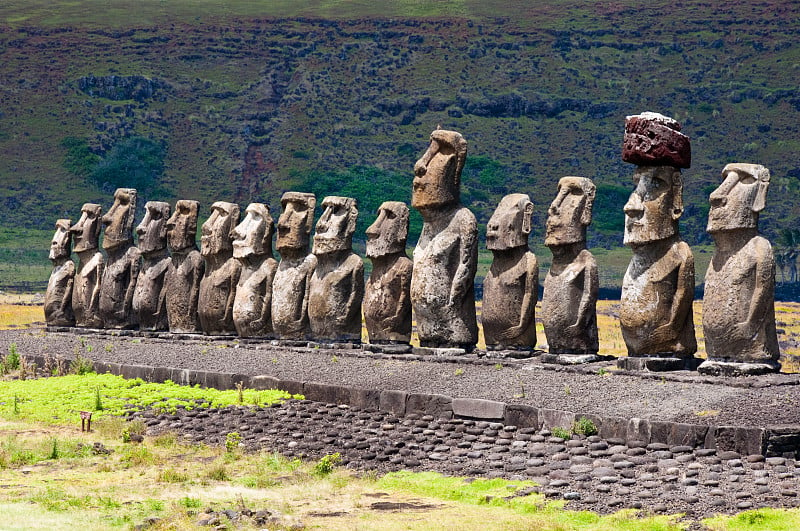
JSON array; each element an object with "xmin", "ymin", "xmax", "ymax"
[
  {"xmin": 69, "ymin": 203, "xmax": 102, "ymax": 253},
  {"xmin": 101, "ymin": 188, "xmax": 137, "ymax": 250},
  {"xmin": 136, "ymin": 201, "xmax": 170, "ymax": 255},
  {"xmin": 166, "ymin": 200, "xmax": 199, "ymax": 253},
  {"xmin": 707, "ymin": 163, "xmax": 770, "ymax": 234},
  {"xmin": 276, "ymin": 192, "xmax": 316, "ymax": 254},
  {"xmin": 232, "ymin": 203, "xmax": 274, "ymax": 259},
  {"xmin": 545, "ymin": 177, "xmax": 596, "ymax": 247},
  {"xmin": 200, "ymin": 201, "xmax": 240, "ymax": 257},
  {"xmin": 623, "ymin": 166, "xmax": 683, "ymax": 246},
  {"xmin": 366, "ymin": 201, "xmax": 409, "ymax": 259},
  {"xmin": 486, "ymin": 194, "xmax": 534, "ymax": 251},
  {"xmin": 50, "ymin": 219, "xmax": 72, "ymax": 261},
  {"xmin": 313, "ymin": 196, "xmax": 358, "ymax": 255},
  {"xmin": 412, "ymin": 129, "xmax": 467, "ymax": 210}
]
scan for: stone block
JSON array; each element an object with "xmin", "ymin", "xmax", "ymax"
[
  {"xmin": 277, "ymin": 379, "xmax": 304, "ymax": 396},
  {"xmin": 168, "ymin": 368, "xmax": 193, "ymax": 386},
  {"xmin": 250, "ymin": 375, "xmax": 281, "ymax": 390},
  {"xmin": 600, "ymin": 416, "xmax": 628, "ymax": 441},
  {"xmin": 669, "ymin": 423, "xmax": 709, "ymax": 448},
  {"xmin": 649, "ymin": 421, "xmax": 673, "ymax": 445},
  {"xmin": 504, "ymin": 404, "xmax": 539, "ymax": 429},
  {"xmin": 406, "ymin": 393, "xmax": 453, "ymax": 418},
  {"xmin": 539, "ymin": 408, "xmax": 577, "ymax": 430},
  {"xmin": 150, "ymin": 366, "xmax": 172, "ymax": 384},
  {"xmin": 303, "ymin": 382, "xmax": 350, "ymax": 405},
  {"xmin": 627, "ymin": 418, "xmax": 651, "ymax": 444},
  {"xmin": 203, "ymin": 372, "xmax": 236, "ymax": 390},
  {"xmin": 350, "ymin": 387, "xmax": 381, "ymax": 411},
  {"xmin": 379, "ymin": 390, "xmax": 408, "ymax": 416},
  {"xmin": 452, "ymin": 398, "xmax": 505, "ymax": 420},
  {"xmin": 119, "ymin": 364, "xmax": 153, "ymax": 382},
  {"xmin": 712, "ymin": 426, "xmax": 766, "ymax": 455}
]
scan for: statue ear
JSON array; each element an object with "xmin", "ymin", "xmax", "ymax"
[
  {"xmin": 347, "ymin": 202, "xmax": 359, "ymax": 236},
  {"xmin": 522, "ymin": 201, "xmax": 533, "ymax": 235},
  {"xmin": 581, "ymin": 185, "xmax": 596, "ymax": 226},
  {"xmin": 753, "ymin": 180, "xmax": 769, "ymax": 213},
  {"xmin": 671, "ymin": 171, "xmax": 684, "ymax": 221}
]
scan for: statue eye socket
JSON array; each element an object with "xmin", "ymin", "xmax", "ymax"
[
  {"xmin": 385, "ymin": 210, "xmax": 395, "ymax": 219},
  {"xmin": 739, "ymin": 174, "xmax": 756, "ymax": 184},
  {"xmin": 569, "ymin": 187, "xmax": 583, "ymax": 196}
]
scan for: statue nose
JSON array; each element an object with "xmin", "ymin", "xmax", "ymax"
[{"xmin": 624, "ymin": 193, "xmax": 643, "ymax": 215}]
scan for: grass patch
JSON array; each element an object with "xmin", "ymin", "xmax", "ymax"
[{"xmin": 704, "ymin": 508, "xmax": 800, "ymax": 530}]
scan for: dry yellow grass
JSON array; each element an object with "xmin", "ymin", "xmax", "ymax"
[{"xmin": 0, "ymin": 303, "xmax": 44, "ymax": 330}]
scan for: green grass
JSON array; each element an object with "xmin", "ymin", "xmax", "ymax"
[{"xmin": 704, "ymin": 508, "xmax": 800, "ymax": 530}]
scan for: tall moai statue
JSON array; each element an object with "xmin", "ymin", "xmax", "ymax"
[
  {"xmin": 363, "ymin": 201, "xmax": 413, "ymax": 347},
  {"xmin": 165, "ymin": 200, "xmax": 204, "ymax": 334},
  {"xmin": 44, "ymin": 219, "xmax": 76, "ymax": 327},
  {"xmin": 309, "ymin": 196, "xmax": 365, "ymax": 343},
  {"xmin": 198, "ymin": 201, "xmax": 241, "ymax": 335},
  {"xmin": 541, "ymin": 177, "xmax": 600, "ymax": 362},
  {"xmin": 699, "ymin": 163, "xmax": 781, "ymax": 376},
  {"xmin": 231, "ymin": 203, "xmax": 278, "ymax": 338},
  {"xmin": 133, "ymin": 201, "xmax": 171, "ymax": 331},
  {"xmin": 618, "ymin": 112, "xmax": 697, "ymax": 371},
  {"xmin": 272, "ymin": 192, "xmax": 317, "ymax": 341},
  {"xmin": 70, "ymin": 204, "xmax": 104, "ymax": 328},
  {"xmin": 411, "ymin": 128, "xmax": 478, "ymax": 352},
  {"xmin": 482, "ymin": 194, "xmax": 539, "ymax": 354},
  {"xmin": 99, "ymin": 188, "xmax": 141, "ymax": 329}
]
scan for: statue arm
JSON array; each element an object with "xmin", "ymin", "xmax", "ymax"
[
  {"xmin": 652, "ymin": 248, "xmax": 694, "ymax": 344},
  {"xmin": 89, "ymin": 261, "xmax": 104, "ymax": 313},
  {"xmin": 344, "ymin": 259, "xmax": 365, "ymax": 327},
  {"xmin": 122, "ymin": 254, "xmax": 141, "ymax": 319},
  {"xmin": 189, "ymin": 257, "xmax": 205, "ymax": 318},
  {"xmin": 61, "ymin": 263, "xmax": 76, "ymax": 312},
  {"xmin": 253, "ymin": 265, "xmax": 277, "ymax": 331},
  {"xmin": 496, "ymin": 253, "xmax": 538, "ymax": 341},
  {"xmin": 223, "ymin": 262, "xmax": 242, "ymax": 324},
  {"xmin": 739, "ymin": 240, "xmax": 774, "ymax": 337},
  {"xmin": 389, "ymin": 264, "xmax": 413, "ymax": 325},
  {"xmin": 449, "ymin": 215, "xmax": 478, "ymax": 307},
  {"xmin": 573, "ymin": 256, "xmax": 598, "ymax": 330}
]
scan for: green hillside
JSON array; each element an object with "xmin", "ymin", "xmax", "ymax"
[{"xmin": 1, "ymin": 1, "xmax": 798, "ymax": 288}]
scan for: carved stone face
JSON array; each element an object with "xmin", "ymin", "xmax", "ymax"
[
  {"xmin": 313, "ymin": 196, "xmax": 358, "ymax": 255},
  {"xmin": 166, "ymin": 200, "xmax": 199, "ymax": 253},
  {"xmin": 486, "ymin": 194, "xmax": 533, "ymax": 251},
  {"xmin": 412, "ymin": 129, "xmax": 467, "ymax": 210},
  {"xmin": 623, "ymin": 166, "xmax": 682, "ymax": 246},
  {"xmin": 200, "ymin": 201, "xmax": 239, "ymax": 257},
  {"xmin": 232, "ymin": 203, "xmax": 274, "ymax": 259},
  {"xmin": 545, "ymin": 177, "xmax": 595, "ymax": 247},
  {"xmin": 70, "ymin": 203, "xmax": 102, "ymax": 253},
  {"xmin": 136, "ymin": 201, "xmax": 170, "ymax": 255},
  {"xmin": 707, "ymin": 163, "xmax": 770, "ymax": 234},
  {"xmin": 49, "ymin": 219, "xmax": 72, "ymax": 261},
  {"xmin": 101, "ymin": 188, "xmax": 137, "ymax": 250},
  {"xmin": 366, "ymin": 201, "xmax": 409, "ymax": 259},
  {"xmin": 276, "ymin": 192, "xmax": 316, "ymax": 254}
]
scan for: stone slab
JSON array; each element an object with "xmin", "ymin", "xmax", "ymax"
[
  {"xmin": 698, "ymin": 360, "xmax": 781, "ymax": 377},
  {"xmin": 452, "ymin": 398, "xmax": 505, "ymax": 420}
]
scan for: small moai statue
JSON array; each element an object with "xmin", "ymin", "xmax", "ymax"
[
  {"xmin": 541, "ymin": 177, "xmax": 600, "ymax": 362},
  {"xmin": 70, "ymin": 204, "xmax": 104, "ymax": 328},
  {"xmin": 411, "ymin": 129, "xmax": 479, "ymax": 352},
  {"xmin": 44, "ymin": 219, "xmax": 76, "ymax": 327},
  {"xmin": 198, "ymin": 201, "xmax": 242, "ymax": 335},
  {"xmin": 618, "ymin": 112, "xmax": 697, "ymax": 371},
  {"xmin": 99, "ymin": 188, "xmax": 141, "ymax": 329},
  {"xmin": 482, "ymin": 194, "xmax": 539, "ymax": 354},
  {"xmin": 309, "ymin": 196, "xmax": 365, "ymax": 343},
  {"xmin": 165, "ymin": 200, "xmax": 204, "ymax": 334},
  {"xmin": 699, "ymin": 163, "xmax": 781, "ymax": 375},
  {"xmin": 363, "ymin": 201, "xmax": 413, "ymax": 348},
  {"xmin": 231, "ymin": 203, "xmax": 278, "ymax": 338},
  {"xmin": 133, "ymin": 201, "xmax": 171, "ymax": 331}
]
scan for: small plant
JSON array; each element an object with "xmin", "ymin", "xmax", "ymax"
[
  {"xmin": 454, "ymin": 368, "xmax": 464, "ymax": 376},
  {"xmin": 572, "ymin": 416, "xmax": 598, "ymax": 436},
  {"xmin": 70, "ymin": 353, "xmax": 95, "ymax": 375},
  {"xmin": 6, "ymin": 343, "xmax": 20, "ymax": 371},
  {"xmin": 179, "ymin": 497, "xmax": 203, "ymax": 509},
  {"xmin": 313, "ymin": 452, "xmax": 341, "ymax": 476},
  {"xmin": 494, "ymin": 363, "xmax": 503, "ymax": 370},
  {"xmin": 235, "ymin": 381, "xmax": 244, "ymax": 404},
  {"xmin": 13, "ymin": 394, "xmax": 20, "ymax": 415},
  {"xmin": 331, "ymin": 355, "xmax": 339, "ymax": 363},
  {"xmin": 563, "ymin": 384, "xmax": 571, "ymax": 396},
  {"xmin": 225, "ymin": 432, "xmax": 242, "ymax": 454},
  {"xmin": 48, "ymin": 438, "xmax": 60, "ymax": 460},
  {"xmin": 597, "ymin": 367, "xmax": 609, "ymax": 376},
  {"xmin": 104, "ymin": 344, "xmax": 113, "ymax": 353},
  {"xmin": 206, "ymin": 463, "xmax": 229, "ymax": 481},
  {"xmin": 94, "ymin": 387, "xmax": 104, "ymax": 411},
  {"xmin": 551, "ymin": 427, "xmax": 571, "ymax": 440}
]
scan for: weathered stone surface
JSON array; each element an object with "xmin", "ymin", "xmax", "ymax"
[
  {"xmin": 133, "ymin": 201, "xmax": 171, "ymax": 331},
  {"xmin": 542, "ymin": 177, "xmax": 599, "ymax": 355},
  {"xmin": 482, "ymin": 194, "xmax": 538, "ymax": 349},
  {"xmin": 504, "ymin": 404, "xmax": 539, "ymax": 429},
  {"xmin": 70, "ymin": 204, "xmax": 105, "ymax": 328},
  {"xmin": 620, "ymin": 163, "xmax": 696, "ymax": 363},
  {"xmin": 45, "ymin": 219, "xmax": 76, "ymax": 327},
  {"xmin": 309, "ymin": 196, "xmax": 364, "ymax": 342},
  {"xmin": 453, "ymin": 398, "xmax": 505, "ymax": 420},
  {"xmin": 364, "ymin": 201, "xmax": 413, "ymax": 344},
  {"xmin": 99, "ymin": 188, "xmax": 140, "ymax": 329},
  {"xmin": 700, "ymin": 163, "xmax": 780, "ymax": 374},
  {"xmin": 411, "ymin": 129, "xmax": 478, "ymax": 349},
  {"xmin": 406, "ymin": 393, "xmax": 453, "ymax": 418},
  {"xmin": 165, "ymin": 200, "xmax": 204, "ymax": 333},
  {"xmin": 198, "ymin": 201, "xmax": 241, "ymax": 335},
  {"xmin": 231, "ymin": 203, "xmax": 278, "ymax": 338},
  {"xmin": 380, "ymin": 390, "xmax": 408, "ymax": 416},
  {"xmin": 622, "ymin": 112, "xmax": 691, "ymax": 168},
  {"xmin": 272, "ymin": 192, "xmax": 317, "ymax": 340}
]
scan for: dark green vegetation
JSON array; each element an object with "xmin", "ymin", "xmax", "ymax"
[{"xmin": 0, "ymin": 1, "xmax": 798, "ymax": 287}]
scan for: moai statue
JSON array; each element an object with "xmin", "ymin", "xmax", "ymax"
[
  {"xmin": 699, "ymin": 163, "xmax": 781, "ymax": 375},
  {"xmin": 363, "ymin": 201, "xmax": 413, "ymax": 348},
  {"xmin": 541, "ymin": 177, "xmax": 600, "ymax": 362},
  {"xmin": 272, "ymin": 192, "xmax": 317, "ymax": 341},
  {"xmin": 231, "ymin": 203, "xmax": 278, "ymax": 338},
  {"xmin": 70, "ymin": 204, "xmax": 104, "ymax": 328},
  {"xmin": 411, "ymin": 129, "xmax": 478, "ymax": 352},
  {"xmin": 44, "ymin": 219, "xmax": 76, "ymax": 327},
  {"xmin": 618, "ymin": 113, "xmax": 697, "ymax": 371},
  {"xmin": 165, "ymin": 200, "xmax": 204, "ymax": 334},
  {"xmin": 133, "ymin": 201, "xmax": 171, "ymax": 331},
  {"xmin": 482, "ymin": 194, "xmax": 539, "ymax": 355},
  {"xmin": 198, "ymin": 201, "xmax": 241, "ymax": 335},
  {"xmin": 309, "ymin": 196, "xmax": 364, "ymax": 343},
  {"xmin": 99, "ymin": 188, "xmax": 141, "ymax": 329}
]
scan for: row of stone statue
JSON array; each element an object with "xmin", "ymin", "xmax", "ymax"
[{"xmin": 45, "ymin": 116, "xmax": 781, "ymax": 376}]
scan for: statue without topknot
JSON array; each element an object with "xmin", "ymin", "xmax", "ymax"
[
  {"xmin": 45, "ymin": 219, "xmax": 76, "ymax": 327},
  {"xmin": 70, "ymin": 203, "xmax": 104, "ymax": 328},
  {"xmin": 198, "ymin": 201, "xmax": 241, "ymax": 335},
  {"xmin": 133, "ymin": 201, "xmax": 171, "ymax": 331},
  {"xmin": 165, "ymin": 200, "xmax": 204, "ymax": 334}
]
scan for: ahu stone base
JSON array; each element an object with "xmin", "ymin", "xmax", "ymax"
[
  {"xmin": 698, "ymin": 359, "xmax": 781, "ymax": 376},
  {"xmin": 617, "ymin": 356, "xmax": 701, "ymax": 372}
]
